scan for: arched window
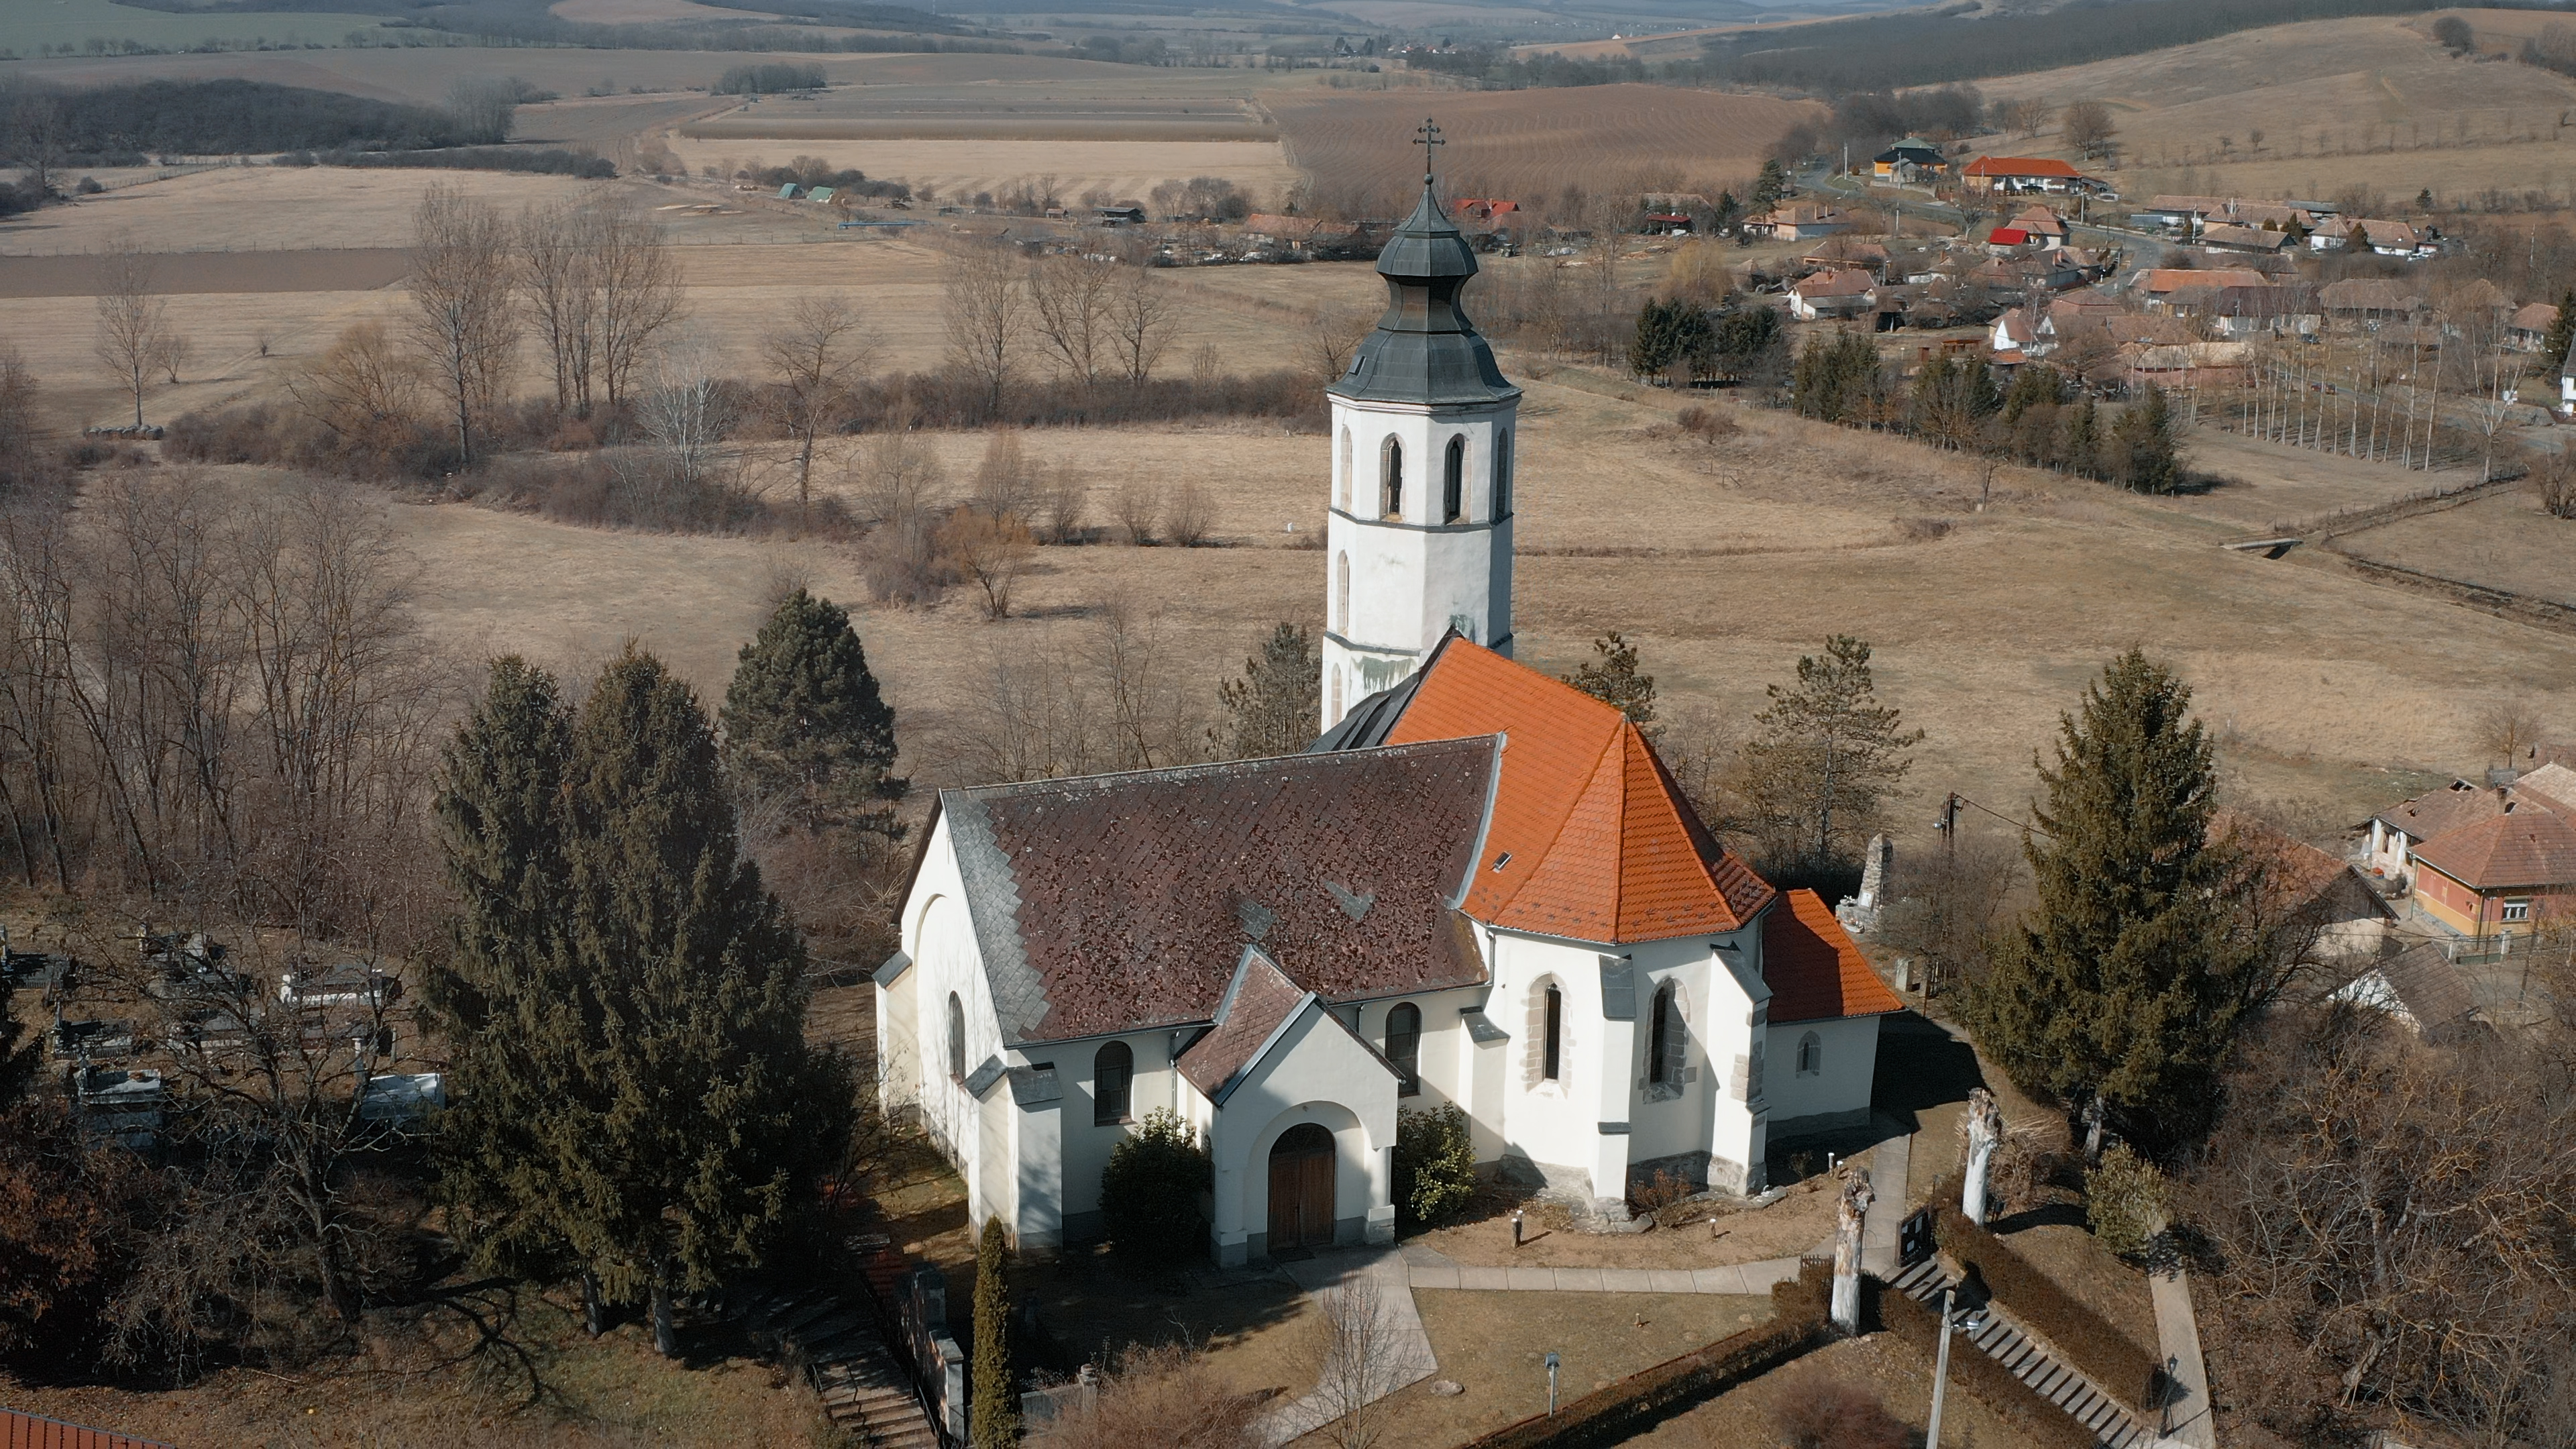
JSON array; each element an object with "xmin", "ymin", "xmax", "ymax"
[
  {"xmin": 1442, "ymin": 435, "xmax": 1465, "ymax": 523},
  {"xmin": 1093, "ymin": 1040, "xmax": 1134, "ymax": 1124},
  {"xmin": 1648, "ymin": 982, "xmax": 1680, "ymax": 1085},
  {"xmin": 947, "ymin": 993, "xmax": 966, "ymax": 1083},
  {"xmin": 1796, "ymin": 1031, "xmax": 1823, "ymax": 1077},
  {"xmin": 1542, "ymin": 982, "xmax": 1564, "ymax": 1081},
  {"xmin": 1334, "ymin": 552, "xmax": 1350, "ymax": 633},
  {"xmin": 1385, "ymin": 1002, "xmax": 1421, "ymax": 1097},
  {"xmin": 1380, "ymin": 436, "xmax": 1404, "ymax": 519},
  {"xmin": 1336, "ymin": 427, "xmax": 1352, "ymax": 510},
  {"xmin": 1494, "ymin": 431, "xmax": 1511, "ymax": 517}
]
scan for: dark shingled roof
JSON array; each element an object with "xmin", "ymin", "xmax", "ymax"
[
  {"xmin": 936, "ymin": 737, "xmax": 1499, "ymax": 1046},
  {"xmin": 1176, "ymin": 947, "xmax": 1311, "ymax": 1103},
  {"xmin": 2351, "ymin": 943, "xmax": 2475, "ymax": 1037},
  {"xmin": 1328, "ymin": 183, "xmax": 1520, "ymax": 408}
]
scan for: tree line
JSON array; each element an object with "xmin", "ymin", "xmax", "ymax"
[{"xmin": 0, "ymin": 77, "xmax": 511, "ymax": 170}]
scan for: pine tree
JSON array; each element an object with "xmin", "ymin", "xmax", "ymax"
[
  {"xmin": 2061, "ymin": 396, "xmax": 2102, "ymax": 477},
  {"xmin": 423, "ymin": 657, "xmax": 589, "ymax": 1293},
  {"xmin": 2001, "ymin": 362, "xmax": 2063, "ymax": 423},
  {"xmin": 2110, "ymin": 384, "xmax": 2179, "ymax": 494},
  {"xmin": 971, "ymin": 1215, "xmax": 1020, "ymax": 1448},
  {"xmin": 1212, "ymin": 622, "xmax": 1321, "ymax": 760},
  {"xmin": 1735, "ymin": 635, "xmax": 1922, "ymax": 881},
  {"xmin": 1564, "ymin": 631, "xmax": 1658, "ymax": 734},
  {"xmin": 1962, "ymin": 650, "xmax": 2269, "ymax": 1152},
  {"xmin": 2544, "ymin": 287, "xmax": 2576, "ymax": 370},
  {"xmin": 718, "ymin": 588, "xmax": 900, "ymax": 828},
  {"xmin": 1752, "ymin": 159, "xmax": 1790, "ymax": 211},
  {"xmin": 561, "ymin": 647, "xmax": 851, "ymax": 1356}
]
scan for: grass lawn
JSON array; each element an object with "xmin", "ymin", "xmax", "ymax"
[
  {"xmin": 1630, "ymin": 1332, "xmax": 2061, "ymax": 1448},
  {"xmin": 1407, "ymin": 1169, "xmax": 1844, "ymax": 1270},
  {"xmin": 1020, "ymin": 1248, "xmax": 1321, "ymax": 1407},
  {"xmin": 1329, "ymin": 1291, "xmax": 1776, "ymax": 1448}
]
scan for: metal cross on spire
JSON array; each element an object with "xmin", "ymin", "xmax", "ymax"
[{"xmin": 1413, "ymin": 116, "xmax": 1444, "ymax": 186}]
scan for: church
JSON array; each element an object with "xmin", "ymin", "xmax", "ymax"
[{"xmin": 873, "ymin": 177, "xmax": 1900, "ymax": 1265}]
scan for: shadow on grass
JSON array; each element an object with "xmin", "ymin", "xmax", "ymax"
[
  {"xmin": 1870, "ymin": 1010, "xmax": 1987, "ymax": 1136},
  {"xmin": 1018, "ymin": 1242, "xmax": 1311, "ymax": 1376}
]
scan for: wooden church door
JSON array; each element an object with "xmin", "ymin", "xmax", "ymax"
[{"xmin": 1267, "ymin": 1123, "xmax": 1336, "ymax": 1249}]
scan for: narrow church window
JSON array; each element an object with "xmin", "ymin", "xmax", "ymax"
[
  {"xmin": 1335, "ymin": 552, "xmax": 1350, "ymax": 633},
  {"xmin": 1495, "ymin": 431, "xmax": 1511, "ymax": 517},
  {"xmin": 1542, "ymin": 983, "xmax": 1563, "ymax": 1081},
  {"xmin": 1797, "ymin": 1031, "xmax": 1823, "ymax": 1076},
  {"xmin": 1331, "ymin": 667, "xmax": 1344, "ymax": 722},
  {"xmin": 1648, "ymin": 983, "xmax": 1678, "ymax": 1085},
  {"xmin": 1442, "ymin": 435, "xmax": 1464, "ymax": 523},
  {"xmin": 1337, "ymin": 427, "xmax": 1352, "ymax": 510},
  {"xmin": 947, "ymin": 994, "xmax": 965, "ymax": 1083},
  {"xmin": 1385, "ymin": 1002, "xmax": 1421, "ymax": 1096},
  {"xmin": 1093, "ymin": 1040, "xmax": 1133, "ymax": 1124},
  {"xmin": 1381, "ymin": 436, "xmax": 1404, "ymax": 518}
]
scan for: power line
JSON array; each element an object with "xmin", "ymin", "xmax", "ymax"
[{"xmin": 1934, "ymin": 791, "xmax": 2057, "ymax": 841}]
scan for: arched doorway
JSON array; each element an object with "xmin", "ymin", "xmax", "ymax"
[{"xmin": 1268, "ymin": 1122, "xmax": 1336, "ymax": 1250}]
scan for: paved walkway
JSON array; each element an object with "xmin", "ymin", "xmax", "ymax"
[
  {"xmin": 2149, "ymin": 1261, "xmax": 2217, "ymax": 1448},
  {"xmin": 1256, "ymin": 1246, "xmax": 1440, "ymax": 1448},
  {"xmin": 1860, "ymin": 1113, "xmax": 1913, "ymax": 1277}
]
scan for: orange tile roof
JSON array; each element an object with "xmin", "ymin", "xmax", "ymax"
[
  {"xmin": 2413, "ymin": 806, "xmax": 2576, "ymax": 892},
  {"xmin": 1383, "ymin": 640, "xmax": 1774, "ymax": 943},
  {"xmin": 1964, "ymin": 156, "xmax": 2084, "ymax": 178},
  {"xmin": 1762, "ymin": 889, "xmax": 1904, "ymax": 1023}
]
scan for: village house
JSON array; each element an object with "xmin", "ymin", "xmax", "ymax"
[
  {"xmin": 2311, "ymin": 218, "xmax": 2436, "ymax": 258},
  {"xmin": 2134, "ymin": 267, "xmax": 2275, "ymax": 314},
  {"xmin": 2004, "ymin": 205, "xmax": 2071, "ymax": 248},
  {"xmin": 2214, "ymin": 811, "xmax": 2396, "ymax": 961},
  {"xmin": 877, "ymin": 184, "xmax": 1904, "ymax": 1263},
  {"xmin": 2317, "ymin": 278, "xmax": 2426, "ymax": 329},
  {"xmin": 2360, "ymin": 777, "xmax": 2514, "ymax": 886},
  {"xmin": 1871, "ymin": 136, "xmax": 1948, "ymax": 181},
  {"xmin": 1748, "ymin": 203, "xmax": 1851, "ymax": 241},
  {"xmin": 2330, "ymin": 943, "xmax": 2478, "ymax": 1042},
  {"xmin": 1960, "ymin": 156, "xmax": 2089, "ymax": 195},
  {"xmin": 2200, "ymin": 223, "xmax": 2293, "ymax": 256},
  {"xmin": 1789, "ymin": 267, "xmax": 1878, "ymax": 319},
  {"xmin": 1242, "ymin": 213, "xmax": 1362, "ymax": 253},
  {"xmin": 1801, "ymin": 236, "xmax": 1889, "ymax": 272},
  {"xmin": 2407, "ymin": 803, "xmax": 2576, "ymax": 947},
  {"xmin": 2510, "ymin": 301, "xmax": 2560, "ymax": 350}
]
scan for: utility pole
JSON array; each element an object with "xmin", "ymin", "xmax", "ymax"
[{"xmin": 1928, "ymin": 1287, "xmax": 1957, "ymax": 1448}]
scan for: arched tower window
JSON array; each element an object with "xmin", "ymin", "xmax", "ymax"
[
  {"xmin": 1093, "ymin": 1040, "xmax": 1134, "ymax": 1124},
  {"xmin": 1336, "ymin": 427, "xmax": 1352, "ymax": 510},
  {"xmin": 1494, "ymin": 430, "xmax": 1512, "ymax": 517},
  {"xmin": 1385, "ymin": 1002, "xmax": 1422, "ymax": 1097},
  {"xmin": 947, "ymin": 993, "xmax": 965, "ymax": 1083},
  {"xmin": 1796, "ymin": 1031, "xmax": 1823, "ymax": 1077},
  {"xmin": 1380, "ymin": 436, "xmax": 1404, "ymax": 519},
  {"xmin": 1442, "ymin": 435, "xmax": 1465, "ymax": 523},
  {"xmin": 1334, "ymin": 552, "xmax": 1350, "ymax": 633},
  {"xmin": 1648, "ymin": 981, "xmax": 1682, "ymax": 1085},
  {"xmin": 1542, "ymin": 982, "xmax": 1564, "ymax": 1081}
]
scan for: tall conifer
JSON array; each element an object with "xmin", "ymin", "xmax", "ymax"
[
  {"xmin": 1964, "ymin": 650, "xmax": 2267, "ymax": 1151},
  {"xmin": 563, "ymin": 647, "xmax": 850, "ymax": 1355},
  {"xmin": 1213, "ymin": 622, "xmax": 1322, "ymax": 760},
  {"xmin": 971, "ymin": 1215, "xmax": 1019, "ymax": 1447},
  {"xmin": 719, "ymin": 588, "xmax": 898, "ymax": 827}
]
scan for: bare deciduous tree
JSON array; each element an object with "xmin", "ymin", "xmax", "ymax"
[
  {"xmin": 1106, "ymin": 260, "xmax": 1176, "ymax": 386},
  {"xmin": 1305, "ymin": 1274, "xmax": 1400, "ymax": 1449},
  {"xmin": 1164, "ymin": 481, "xmax": 1214, "ymax": 547},
  {"xmin": 1026, "ymin": 1342, "xmax": 1263, "ymax": 1449},
  {"xmin": 971, "ymin": 429, "xmax": 1033, "ymax": 519},
  {"xmin": 518, "ymin": 199, "xmax": 601, "ymax": 418},
  {"xmin": 94, "ymin": 238, "xmax": 180, "ymax": 429},
  {"xmin": 287, "ymin": 321, "xmax": 425, "ymax": 475},
  {"xmin": 593, "ymin": 204, "xmax": 684, "ymax": 413},
  {"xmin": 0, "ymin": 345, "xmax": 40, "ymax": 463},
  {"xmin": 1114, "ymin": 478, "xmax": 1161, "ymax": 545},
  {"xmin": 2474, "ymin": 694, "xmax": 2546, "ymax": 767},
  {"xmin": 760, "ymin": 292, "xmax": 873, "ymax": 518},
  {"xmin": 1305, "ymin": 307, "xmax": 1375, "ymax": 386},
  {"xmin": 938, "ymin": 506, "xmax": 1034, "ymax": 620},
  {"xmin": 634, "ymin": 337, "xmax": 737, "ymax": 492},
  {"xmin": 407, "ymin": 184, "xmax": 517, "ymax": 466},
  {"xmin": 945, "ymin": 241, "xmax": 1025, "ymax": 417},
  {"xmin": 1037, "ymin": 462, "xmax": 1089, "ymax": 544},
  {"xmin": 1026, "ymin": 255, "xmax": 1116, "ymax": 387}
]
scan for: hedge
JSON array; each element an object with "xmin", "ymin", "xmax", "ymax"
[
  {"xmin": 1937, "ymin": 1204, "xmax": 2161, "ymax": 1411},
  {"xmin": 1455, "ymin": 1260, "xmax": 1834, "ymax": 1449},
  {"xmin": 1879, "ymin": 1276, "xmax": 2097, "ymax": 1449}
]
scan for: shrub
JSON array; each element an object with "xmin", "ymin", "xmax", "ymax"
[
  {"xmin": 1772, "ymin": 1375, "xmax": 1912, "ymax": 1449},
  {"xmin": 2084, "ymin": 1143, "xmax": 2167, "ymax": 1258},
  {"xmin": 1878, "ymin": 1279, "xmax": 2095, "ymax": 1449},
  {"xmin": 1938, "ymin": 1204, "xmax": 2161, "ymax": 1409},
  {"xmin": 1393, "ymin": 1102, "xmax": 1475, "ymax": 1226},
  {"xmin": 2533, "ymin": 449, "xmax": 2576, "ymax": 519},
  {"xmin": 1098, "ymin": 1108, "xmax": 1210, "ymax": 1259},
  {"xmin": 971, "ymin": 1216, "xmax": 1019, "ymax": 1448}
]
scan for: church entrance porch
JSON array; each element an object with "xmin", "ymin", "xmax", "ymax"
[{"xmin": 1267, "ymin": 1123, "xmax": 1338, "ymax": 1250}]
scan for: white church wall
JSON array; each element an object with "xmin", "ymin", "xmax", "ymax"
[
  {"xmin": 1011, "ymin": 1093, "xmax": 1062, "ymax": 1250},
  {"xmin": 899, "ymin": 815, "xmax": 1014, "ymax": 1223},
  {"xmin": 1205, "ymin": 1004, "xmax": 1398, "ymax": 1267},
  {"xmin": 1055, "ymin": 1030, "xmax": 1179, "ymax": 1241},
  {"xmin": 1764, "ymin": 1015, "xmax": 1882, "ymax": 1138},
  {"xmin": 1704, "ymin": 927, "xmax": 1773, "ymax": 1193},
  {"xmin": 1352, "ymin": 988, "xmax": 1480, "ymax": 1112},
  {"xmin": 874, "ymin": 955, "xmax": 919, "ymax": 1124},
  {"xmin": 1625, "ymin": 956, "xmax": 1717, "ymax": 1171},
  {"xmin": 1485, "ymin": 931, "xmax": 1613, "ymax": 1187}
]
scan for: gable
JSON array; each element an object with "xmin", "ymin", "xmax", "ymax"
[{"xmin": 1763, "ymin": 890, "xmax": 1902, "ymax": 1023}]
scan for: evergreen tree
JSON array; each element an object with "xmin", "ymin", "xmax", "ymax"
[
  {"xmin": 2110, "ymin": 384, "xmax": 2180, "ymax": 493},
  {"xmin": 423, "ymin": 657, "xmax": 588, "ymax": 1295},
  {"xmin": 1564, "ymin": 631, "xmax": 1658, "ymax": 734},
  {"xmin": 1962, "ymin": 650, "xmax": 2269, "ymax": 1152},
  {"xmin": 561, "ymin": 647, "xmax": 851, "ymax": 1355},
  {"xmin": 971, "ymin": 1215, "xmax": 1020, "ymax": 1448},
  {"xmin": 718, "ymin": 588, "xmax": 900, "ymax": 828},
  {"xmin": 1752, "ymin": 159, "xmax": 1790, "ymax": 211},
  {"xmin": 2060, "ymin": 396, "xmax": 2102, "ymax": 477},
  {"xmin": 2000, "ymin": 362, "xmax": 2064, "ymax": 423},
  {"xmin": 1735, "ymin": 635, "xmax": 1922, "ymax": 881},
  {"xmin": 1708, "ymin": 303, "xmax": 1784, "ymax": 383},
  {"xmin": 1212, "ymin": 622, "xmax": 1322, "ymax": 760},
  {"xmin": 2544, "ymin": 288, "xmax": 2576, "ymax": 370}
]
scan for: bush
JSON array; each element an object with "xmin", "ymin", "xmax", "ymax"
[
  {"xmin": 1098, "ymin": 1108, "xmax": 1210, "ymax": 1259},
  {"xmin": 1878, "ymin": 1279, "xmax": 2096, "ymax": 1449},
  {"xmin": 1938, "ymin": 1204, "xmax": 2162, "ymax": 1409},
  {"xmin": 2084, "ymin": 1143, "xmax": 2167, "ymax": 1258},
  {"xmin": 2533, "ymin": 449, "xmax": 2576, "ymax": 519},
  {"xmin": 716, "ymin": 62, "xmax": 827, "ymax": 93},
  {"xmin": 1393, "ymin": 1102, "xmax": 1475, "ymax": 1227},
  {"xmin": 1772, "ymin": 1375, "xmax": 1912, "ymax": 1449}
]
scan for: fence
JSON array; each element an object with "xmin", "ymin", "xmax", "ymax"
[
  {"xmin": 1, "ymin": 1409, "xmax": 178, "ymax": 1449},
  {"xmin": 851, "ymin": 1248, "xmax": 967, "ymax": 1447}
]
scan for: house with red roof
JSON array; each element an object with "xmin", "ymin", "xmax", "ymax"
[
  {"xmin": 1962, "ymin": 155, "xmax": 2089, "ymax": 194},
  {"xmin": 2397, "ymin": 763, "xmax": 2576, "ymax": 946},
  {"xmin": 877, "ymin": 180, "xmax": 1902, "ymax": 1265}
]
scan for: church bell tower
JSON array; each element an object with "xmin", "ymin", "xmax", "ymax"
[{"xmin": 1321, "ymin": 121, "xmax": 1519, "ymax": 730}]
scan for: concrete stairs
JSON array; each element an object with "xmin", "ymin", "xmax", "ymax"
[
  {"xmin": 741, "ymin": 1266, "xmax": 942, "ymax": 1449},
  {"xmin": 1890, "ymin": 1256, "xmax": 2157, "ymax": 1449}
]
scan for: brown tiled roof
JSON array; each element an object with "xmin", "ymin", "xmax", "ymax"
[
  {"xmin": 2143, "ymin": 267, "xmax": 2273, "ymax": 293},
  {"xmin": 1379, "ymin": 640, "xmax": 1775, "ymax": 944},
  {"xmin": 2512, "ymin": 302, "xmax": 2559, "ymax": 332},
  {"xmin": 1964, "ymin": 156, "xmax": 2083, "ymax": 179},
  {"xmin": 1763, "ymin": 890, "xmax": 1904, "ymax": 1024},
  {"xmin": 1175, "ymin": 947, "xmax": 1309, "ymax": 1101},
  {"xmin": 2369, "ymin": 780, "xmax": 2510, "ymax": 841},
  {"xmin": 2512, "ymin": 762, "xmax": 2576, "ymax": 818},
  {"xmin": 2357, "ymin": 943, "xmax": 2475, "ymax": 1033},
  {"xmin": 2412, "ymin": 806, "xmax": 2576, "ymax": 891},
  {"xmin": 935, "ymin": 738, "xmax": 1497, "ymax": 1044},
  {"xmin": 2211, "ymin": 810, "xmax": 2390, "ymax": 923},
  {"xmin": 1794, "ymin": 268, "xmax": 1876, "ymax": 299}
]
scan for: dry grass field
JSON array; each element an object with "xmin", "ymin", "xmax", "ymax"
[
  {"xmin": 0, "ymin": 44, "xmax": 867, "ymax": 107},
  {"xmin": 0, "ymin": 0, "xmax": 392, "ymax": 52},
  {"xmin": 1969, "ymin": 13, "xmax": 2576, "ymax": 203},
  {"xmin": 2336, "ymin": 487, "xmax": 2576, "ymax": 605},
  {"xmin": 670, "ymin": 136, "xmax": 1303, "ymax": 202},
  {"xmin": 0, "ymin": 166, "xmax": 626, "ymax": 255},
  {"xmin": 1630, "ymin": 1334, "xmax": 2056, "ymax": 1449},
  {"xmin": 1270, "ymin": 83, "xmax": 1824, "ymax": 205}
]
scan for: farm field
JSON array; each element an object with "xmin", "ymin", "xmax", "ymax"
[
  {"xmin": 1269, "ymin": 83, "xmax": 1824, "ymax": 209},
  {"xmin": 0, "ymin": 44, "xmax": 869, "ymax": 106},
  {"xmin": 1967, "ymin": 13, "xmax": 2576, "ymax": 203},
  {"xmin": 0, "ymin": 0, "xmax": 392, "ymax": 53},
  {"xmin": 667, "ymin": 135, "xmax": 1301, "ymax": 203},
  {"xmin": 0, "ymin": 166, "xmax": 637, "ymax": 256},
  {"xmin": 2335, "ymin": 486, "xmax": 2576, "ymax": 606},
  {"xmin": 2164, "ymin": 429, "xmax": 2477, "ymax": 531}
]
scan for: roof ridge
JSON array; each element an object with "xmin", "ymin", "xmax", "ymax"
[
  {"xmin": 1618, "ymin": 720, "xmax": 1730, "ymax": 928},
  {"xmin": 946, "ymin": 733, "xmax": 1495, "ymax": 802},
  {"xmin": 1492, "ymin": 713, "xmax": 1629, "ymax": 924}
]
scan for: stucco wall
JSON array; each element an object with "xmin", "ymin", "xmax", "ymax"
[
  {"xmin": 1764, "ymin": 1014, "xmax": 1882, "ymax": 1137},
  {"xmin": 1052, "ymin": 1030, "xmax": 1181, "ymax": 1238},
  {"xmin": 1206, "ymin": 1004, "xmax": 1398, "ymax": 1267}
]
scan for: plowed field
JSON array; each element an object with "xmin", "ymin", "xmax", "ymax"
[{"xmin": 1269, "ymin": 83, "xmax": 1821, "ymax": 212}]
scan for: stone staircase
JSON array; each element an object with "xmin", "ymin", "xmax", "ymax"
[
  {"xmin": 1890, "ymin": 1256, "xmax": 2157, "ymax": 1449},
  {"xmin": 741, "ymin": 1253, "xmax": 943, "ymax": 1449}
]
